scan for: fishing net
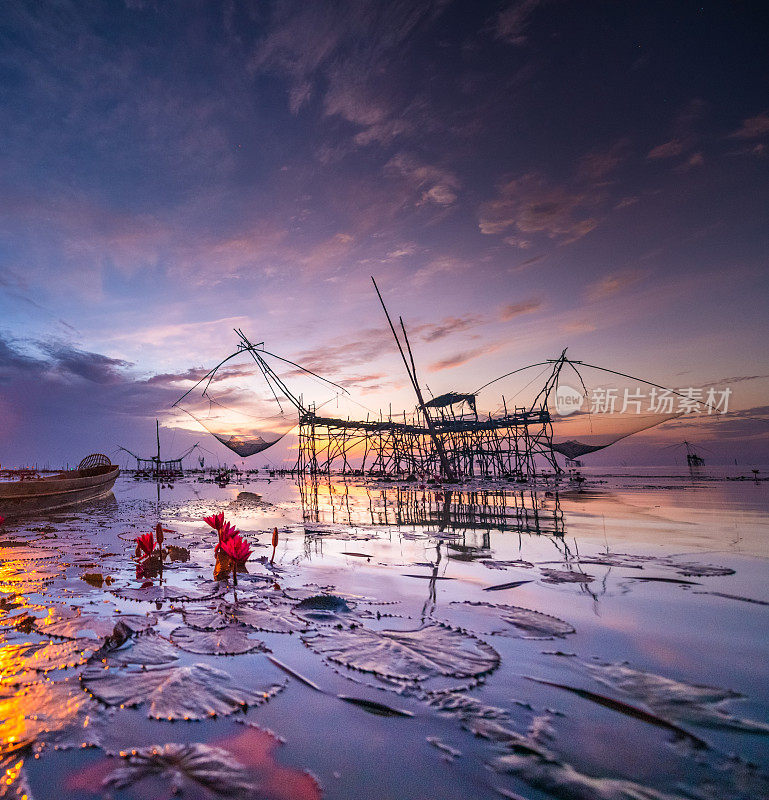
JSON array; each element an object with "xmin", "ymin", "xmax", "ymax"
[
  {"xmin": 173, "ymin": 338, "xmax": 346, "ymax": 459},
  {"xmin": 475, "ymin": 359, "xmax": 689, "ymax": 462},
  {"xmin": 181, "ymin": 397, "xmax": 291, "ymax": 458}
]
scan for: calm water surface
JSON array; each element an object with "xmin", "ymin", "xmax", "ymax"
[{"xmin": 2, "ymin": 468, "xmax": 767, "ymax": 799}]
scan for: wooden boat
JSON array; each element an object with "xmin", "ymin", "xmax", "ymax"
[{"xmin": 0, "ymin": 454, "xmax": 119, "ymax": 517}]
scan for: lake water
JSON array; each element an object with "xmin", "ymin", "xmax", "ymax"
[{"xmin": 1, "ymin": 468, "xmax": 768, "ymax": 799}]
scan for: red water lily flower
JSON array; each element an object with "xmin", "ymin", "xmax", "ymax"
[
  {"xmin": 0, "ymin": 515, "xmax": 5, "ymax": 526},
  {"xmin": 135, "ymin": 531, "xmax": 156, "ymax": 558},
  {"xmin": 203, "ymin": 512, "xmax": 225, "ymax": 531},
  {"xmin": 214, "ymin": 520, "xmax": 240, "ymax": 554},
  {"xmin": 220, "ymin": 533, "xmax": 252, "ymax": 564}
]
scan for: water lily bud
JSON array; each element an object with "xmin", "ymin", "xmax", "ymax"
[{"xmin": 156, "ymin": 522, "xmax": 164, "ymax": 547}]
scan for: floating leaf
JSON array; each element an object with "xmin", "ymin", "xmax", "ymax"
[
  {"xmin": 337, "ymin": 695, "xmax": 413, "ymax": 717},
  {"xmin": 112, "ymin": 584, "xmax": 218, "ymax": 603},
  {"xmin": 524, "ymin": 676, "xmax": 707, "ymax": 748},
  {"xmin": 294, "ymin": 595, "xmax": 354, "ymax": 612},
  {"xmin": 0, "ymin": 640, "xmax": 97, "ymax": 678},
  {"xmin": 82, "ymin": 663, "xmax": 284, "ymax": 720},
  {"xmin": 539, "ymin": 569, "xmax": 594, "ymax": 584},
  {"xmin": 483, "ymin": 580, "xmax": 533, "ymax": 592},
  {"xmin": 303, "ymin": 623, "xmax": 499, "ymax": 682},
  {"xmin": 170, "ymin": 626, "xmax": 267, "ymax": 656},
  {"xmin": 35, "ymin": 609, "xmax": 115, "ymax": 640},
  {"xmin": 491, "ymin": 743, "xmax": 690, "ymax": 800},
  {"xmin": 104, "ymin": 633, "xmax": 179, "ymax": 667},
  {"xmin": 293, "ymin": 595, "xmax": 357, "ymax": 625},
  {"xmin": 0, "ymin": 546, "xmax": 58, "ymax": 561},
  {"xmin": 113, "ymin": 614, "xmax": 158, "ymax": 636},
  {"xmin": 81, "ymin": 573, "xmax": 114, "ymax": 588},
  {"xmin": 694, "ymin": 591, "xmax": 769, "ymax": 606},
  {"xmin": 426, "ymin": 736, "xmax": 461, "ymax": 758},
  {"xmin": 673, "ymin": 562, "xmax": 734, "ymax": 577},
  {"xmin": 585, "ymin": 662, "xmax": 769, "ymax": 735},
  {"xmin": 103, "ymin": 743, "xmax": 257, "ymax": 796},
  {"xmin": 182, "ymin": 607, "xmax": 229, "ymax": 631},
  {"xmin": 0, "ymin": 753, "xmax": 35, "ymax": 799},
  {"xmin": 481, "ymin": 559, "xmax": 534, "ymax": 570},
  {"xmin": 231, "ymin": 605, "xmax": 308, "ymax": 633},
  {"xmin": 0, "ymin": 680, "xmax": 107, "ymax": 754},
  {"xmin": 446, "ymin": 602, "xmax": 575, "ymax": 639}
]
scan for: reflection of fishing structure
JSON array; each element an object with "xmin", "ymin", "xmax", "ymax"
[{"xmin": 299, "ymin": 479, "xmax": 563, "ymax": 538}]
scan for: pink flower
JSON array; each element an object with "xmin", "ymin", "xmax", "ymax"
[
  {"xmin": 214, "ymin": 520, "xmax": 240, "ymax": 554},
  {"xmin": 220, "ymin": 533, "xmax": 252, "ymax": 564},
  {"xmin": 203, "ymin": 512, "xmax": 225, "ymax": 531},
  {"xmin": 135, "ymin": 532, "xmax": 156, "ymax": 558},
  {"xmin": 0, "ymin": 515, "xmax": 5, "ymax": 526}
]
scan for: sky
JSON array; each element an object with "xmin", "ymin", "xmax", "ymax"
[{"xmin": 1, "ymin": 0, "xmax": 768, "ymax": 468}]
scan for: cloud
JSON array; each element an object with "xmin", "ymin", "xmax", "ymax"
[
  {"xmin": 676, "ymin": 152, "xmax": 704, "ymax": 171},
  {"xmin": 647, "ymin": 139, "xmax": 685, "ymax": 160},
  {"xmin": 292, "ymin": 327, "xmax": 392, "ymax": 377},
  {"xmin": 37, "ymin": 342, "xmax": 133, "ymax": 384},
  {"xmin": 576, "ymin": 140, "xmax": 629, "ymax": 182},
  {"xmin": 585, "ymin": 270, "xmax": 646, "ymax": 302},
  {"xmin": 729, "ymin": 111, "xmax": 769, "ymax": 140},
  {"xmin": 251, "ymin": 1, "xmax": 446, "ymax": 146},
  {"xmin": 495, "ymin": 0, "xmax": 548, "ymax": 45},
  {"xmin": 386, "ymin": 243, "xmax": 418, "ymax": 259},
  {"xmin": 510, "ymin": 254, "xmax": 546, "ymax": 271},
  {"xmin": 0, "ymin": 336, "xmax": 132, "ymax": 385},
  {"xmin": 384, "ymin": 153, "xmax": 459, "ymax": 207},
  {"xmin": 412, "ymin": 255, "xmax": 466, "ymax": 285},
  {"xmin": 614, "ymin": 196, "xmax": 639, "ymax": 210},
  {"xmin": 429, "ymin": 346, "xmax": 491, "ymax": 372},
  {"xmin": 416, "ymin": 315, "xmax": 483, "ymax": 342},
  {"xmin": 646, "ymin": 99, "xmax": 706, "ymax": 162},
  {"xmin": 479, "ymin": 173, "xmax": 599, "ymax": 243},
  {"xmin": 503, "ymin": 236, "xmax": 531, "ymax": 249},
  {"xmin": 499, "ymin": 298, "xmax": 542, "ymax": 321}
]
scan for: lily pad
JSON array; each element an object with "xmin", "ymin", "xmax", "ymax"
[
  {"xmin": 292, "ymin": 594, "xmax": 359, "ymax": 625},
  {"xmin": 231, "ymin": 604, "xmax": 308, "ymax": 633},
  {"xmin": 170, "ymin": 626, "xmax": 267, "ymax": 656},
  {"xmin": 105, "ymin": 633, "xmax": 180, "ymax": 667},
  {"xmin": 491, "ymin": 743, "xmax": 689, "ymax": 800},
  {"xmin": 303, "ymin": 622, "xmax": 499, "ymax": 682},
  {"xmin": 0, "ymin": 753, "xmax": 35, "ymax": 799},
  {"xmin": 103, "ymin": 743, "xmax": 257, "ymax": 796},
  {"xmin": 82, "ymin": 662, "xmax": 284, "ymax": 720},
  {"xmin": 35, "ymin": 610, "xmax": 116, "ymax": 640},
  {"xmin": 446, "ymin": 602, "xmax": 575, "ymax": 639},
  {"xmin": 182, "ymin": 608, "xmax": 229, "ymax": 631},
  {"xmin": 0, "ymin": 639, "xmax": 97, "ymax": 677},
  {"xmin": 112, "ymin": 584, "xmax": 218, "ymax": 603},
  {"xmin": 540, "ymin": 569, "xmax": 594, "ymax": 584},
  {"xmin": 0, "ymin": 679, "xmax": 108, "ymax": 754},
  {"xmin": 585, "ymin": 662, "xmax": 769, "ymax": 735}
]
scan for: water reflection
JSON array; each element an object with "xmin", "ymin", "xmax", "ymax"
[{"xmin": 299, "ymin": 477, "xmax": 564, "ymax": 537}]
